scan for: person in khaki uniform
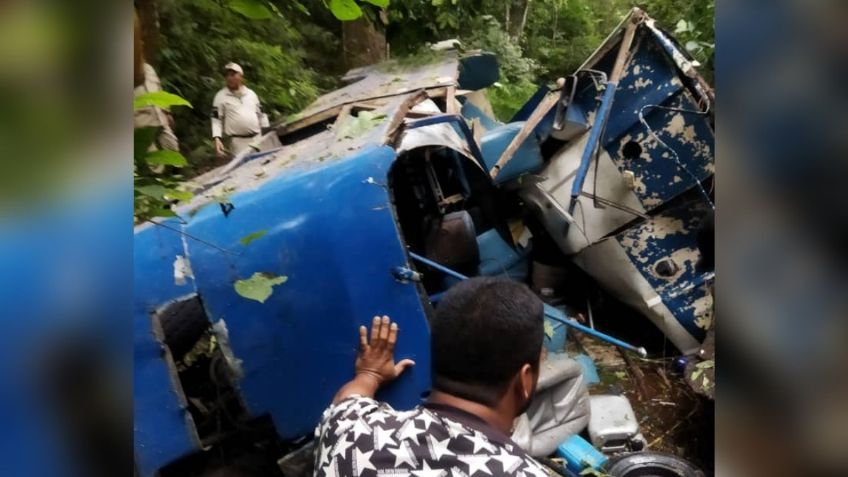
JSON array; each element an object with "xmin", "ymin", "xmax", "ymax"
[{"xmin": 211, "ymin": 62, "xmax": 269, "ymax": 158}]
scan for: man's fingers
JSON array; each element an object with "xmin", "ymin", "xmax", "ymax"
[
  {"xmin": 359, "ymin": 325, "xmax": 368, "ymax": 351},
  {"xmin": 370, "ymin": 316, "xmax": 381, "ymax": 344},
  {"xmin": 394, "ymin": 359, "xmax": 415, "ymax": 376},
  {"xmin": 387, "ymin": 322, "xmax": 398, "ymax": 351},
  {"xmin": 378, "ymin": 316, "xmax": 391, "ymax": 345}
]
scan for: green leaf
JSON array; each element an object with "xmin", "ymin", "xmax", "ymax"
[
  {"xmin": 362, "ymin": 0, "xmax": 390, "ymax": 8},
  {"xmin": 234, "ymin": 272, "xmax": 288, "ymax": 303},
  {"xmin": 544, "ymin": 320, "xmax": 554, "ymax": 338},
  {"xmin": 145, "ymin": 149, "xmax": 189, "ymax": 167},
  {"xmin": 432, "ymin": 0, "xmax": 444, "ymax": 6},
  {"xmin": 239, "ymin": 230, "xmax": 268, "ymax": 246},
  {"xmin": 135, "ymin": 127, "xmax": 160, "ymax": 161},
  {"xmin": 133, "ymin": 91, "xmax": 192, "ymax": 110},
  {"xmin": 674, "ymin": 19, "xmax": 688, "ymax": 34},
  {"xmin": 695, "ymin": 359, "xmax": 715, "ymax": 369},
  {"xmin": 685, "ymin": 41, "xmax": 701, "ymax": 52},
  {"xmin": 329, "ymin": 0, "xmax": 362, "ymax": 21},
  {"xmin": 228, "ymin": 0, "xmax": 272, "ymax": 20},
  {"xmin": 292, "ymin": 0, "xmax": 310, "ymax": 15},
  {"xmin": 136, "ymin": 184, "xmax": 167, "ymax": 199},
  {"xmin": 164, "ymin": 189, "xmax": 194, "ymax": 201}
]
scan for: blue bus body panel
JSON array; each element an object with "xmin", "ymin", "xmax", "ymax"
[{"xmin": 133, "ymin": 145, "xmax": 432, "ymax": 475}]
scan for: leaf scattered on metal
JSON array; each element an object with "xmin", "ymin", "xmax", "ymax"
[
  {"xmin": 239, "ymin": 230, "xmax": 267, "ymax": 246},
  {"xmin": 336, "ymin": 110, "xmax": 387, "ymax": 140},
  {"xmin": 234, "ymin": 272, "xmax": 288, "ymax": 303},
  {"xmin": 544, "ymin": 320, "xmax": 555, "ymax": 338}
]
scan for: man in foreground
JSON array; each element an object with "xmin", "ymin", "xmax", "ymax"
[
  {"xmin": 314, "ymin": 277, "xmax": 549, "ymax": 476},
  {"xmin": 210, "ymin": 62, "xmax": 269, "ymax": 158}
]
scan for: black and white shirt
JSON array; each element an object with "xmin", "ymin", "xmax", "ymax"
[{"xmin": 314, "ymin": 396, "xmax": 550, "ymax": 477}]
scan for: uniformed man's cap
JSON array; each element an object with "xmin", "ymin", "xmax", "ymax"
[{"xmin": 224, "ymin": 62, "xmax": 244, "ymax": 75}]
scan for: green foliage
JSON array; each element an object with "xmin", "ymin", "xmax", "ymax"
[
  {"xmin": 155, "ymin": 0, "xmax": 327, "ymax": 168},
  {"xmin": 148, "ymin": 0, "xmax": 712, "ymax": 180},
  {"xmin": 133, "ymin": 91, "xmax": 193, "ymax": 110},
  {"xmin": 228, "ymin": 0, "xmax": 273, "ymax": 19},
  {"xmin": 487, "ymin": 79, "xmax": 538, "ymax": 121},
  {"xmin": 233, "ymin": 272, "xmax": 288, "ymax": 303},
  {"xmin": 329, "ymin": 0, "xmax": 362, "ymax": 20},
  {"xmin": 134, "ymin": 94, "xmax": 194, "ymax": 222}
]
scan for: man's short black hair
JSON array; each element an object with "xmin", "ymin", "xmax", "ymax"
[{"xmin": 431, "ymin": 276, "xmax": 544, "ymax": 406}]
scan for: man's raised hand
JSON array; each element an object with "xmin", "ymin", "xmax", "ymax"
[{"xmin": 355, "ymin": 316, "xmax": 415, "ymax": 385}]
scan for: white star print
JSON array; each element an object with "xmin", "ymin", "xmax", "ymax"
[
  {"xmin": 352, "ymin": 418, "xmax": 372, "ymax": 440},
  {"xmin": 368, "ymin": 411, "xmax": 389, "ymax": 425},
  {"xmin": 427, "ymin": 434, "xmax": 455, "ymax": 461},
  {"xmin": 457, "ymin": 455, "xmax": 492, "ymax": 476},
  {"xmin": 461, "ymin": 432, "xmax": 495, "ymax": 453},
  {"xmin": 323, "ymin": 458, "xmax": 340, "ymax": 477},
  {"xmin": 318, "ymin": 441, "xmax": 332, "ymax": 465},
  {"xmin": 416, "ymin": 410, "xmax": 440, "ymax": 430},
  {"xmin": 334, "ymin": 418, "xmax": 356, "ymax": 436},
  {"xmin": 353, "ymin": 448, "xmax": 376, "ymax": 476},
  {"xmin": 491, "ymin": 447, "xmax": 522, "ymax": 473},
  {"xmin": 522, "ymin": 459, "xmax": 548, "ymax": 477},
  {"xmin": 397, "ymin": 420, "xmax": 424, "ymax": 443},
  {"xmin": 374, "ymin": 425, "xmax": 397, "ymax": 451},
  {"xmin": 412, "ymin": 460, "xmax": 447, "ymax": 477},
  {"xmin": 445, "ymin": 421, "xmax": 468, "ymax": 439},
  {"xmin": 388, "ymin": 442, "xmax": 418, "ymax": 468},
  {"xmin": 450, "ymin": 467, "xmax": 469, "ymax": 477},
  {"xmin": 332, "ymin": 433, "xmax": 355, "ymax": 458}
]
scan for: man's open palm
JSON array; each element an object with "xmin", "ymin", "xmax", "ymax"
[{"xmin": 355, "ymin": 316, "xmax": 415, "ymax": 384}]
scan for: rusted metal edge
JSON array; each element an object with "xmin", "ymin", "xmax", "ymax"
[
  {"xmin": 489, "ymin": 91, "xmax": 560, "ymax": 180},
  {"xmin": 276, "ymin": 85, "xmax": 456, "ymax": 137},
  {"xmin": 382, "ymin": 90, "xmax": 431, "ymax": 147}
]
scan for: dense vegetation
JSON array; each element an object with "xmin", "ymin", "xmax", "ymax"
[{"xmin": 135, "ymin": 0, "xmax": 712, "ymax": 219}]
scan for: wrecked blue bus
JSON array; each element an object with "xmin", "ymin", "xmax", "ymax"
[{"xmin": 134, "ymin": 8, "xmax": 713, "ymax": 476}]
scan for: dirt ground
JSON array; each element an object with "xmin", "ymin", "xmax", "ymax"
[{"xmin": 567, "ymin": 334, "xmax": 715, "ymax": 475}]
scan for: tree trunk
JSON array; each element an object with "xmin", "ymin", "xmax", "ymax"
[
  {"xmin": 342, "ymin": 16, "xmax": 387, "ymax": 70},
  {"xmin": 135, "ymin": 0, "xmax": 159, "ymax": 64},
  {"xmin": 507, "ymin": 0, "xmax": 532, "ymax": 40}
]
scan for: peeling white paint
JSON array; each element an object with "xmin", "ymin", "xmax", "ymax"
[
  {"xmin": 633, "ymin": 77, "xmax": 653, "ymax": 90},
  {"xmin": 691, "ymin": 293, "xmax": 714, "ymax": 329},
  {"xmin": 173, "ymin": 255, "xmax": 193, "ymax": 286},
  {"xmin": 665, "ymin": 114, "xmax": 686, "ymax": 136}
]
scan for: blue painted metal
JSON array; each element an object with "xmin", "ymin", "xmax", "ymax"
[
  {"xmin": 460, "ymin": 101, "xmax": 501, "ymax": 131},
  {"xmin": 134, "ymin": 146, "xmax": 433, "ymax": 475},
  {"xmin": 405, "ymin": 114, "xmax": 487, "ymax": 170},
  {"xmin": 133, "ymin": 220, "xmax": 202, "ymax": 477},
  {"xmin": 573, "ymin": 354, "xmax": 601, "ymax": 385},
  {"xmin": 543, "ymin": 315, "xmax": 568, "ymax": 352},
  {"xmin": 614, "ymin": 197, "xmax": 714, "ymax": 340},
  {"xmin": 557, "ymin": 434, "xmax": 608, "ymax": 474},
  {"xmin": 458, "ymin": 53, "xmax": 500, "ymax": 91},
  {"xmin": 479, "ymin": 123, "xmax": 544, "ymax": 183},
  {"xmin": 569, "ymin": 81, "xmax": 617, "ymax": 215},
  {"xmin": 476, "ymin": 228, "xmax": 530, "ymax": 281}
]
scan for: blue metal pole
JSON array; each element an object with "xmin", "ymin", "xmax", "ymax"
[
  {"xmin": 408, "ymin": 251, "xmax": 647, "ymax": 357},
  {"xmin": 568, "ymin": 82, "xmax": 617, "ymax": 216},
  {"xmin": 544, "ymin": 304, "xmax": 647, "ymax": 357}
]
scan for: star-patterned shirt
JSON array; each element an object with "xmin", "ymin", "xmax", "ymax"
[{"xmin": 314, "ymin": 395, "xmax": 551, "ymax": 477}]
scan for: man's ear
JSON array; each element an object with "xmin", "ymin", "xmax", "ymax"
[{"xmin": 518, "ymin": 363, "xmax": 535, "ymax": 400}]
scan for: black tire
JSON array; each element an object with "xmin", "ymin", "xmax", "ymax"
[
  {"xmin": 158, "ymin": 296, "xmax": 210, "ymax": 360},
  {"xmin": 603, "ymin": 452, "xmax": 705, "ymax": 477}
]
